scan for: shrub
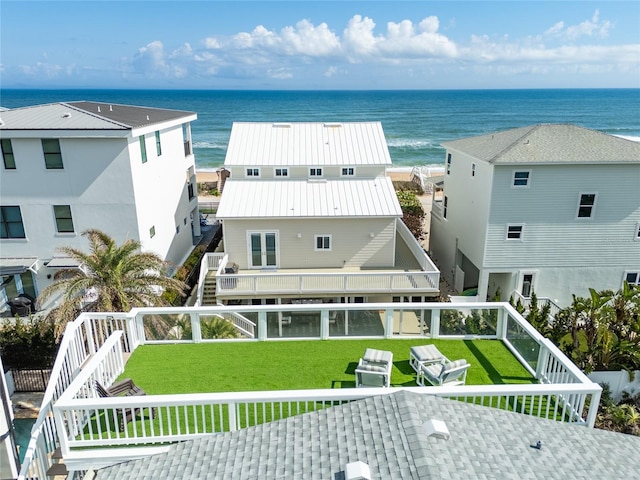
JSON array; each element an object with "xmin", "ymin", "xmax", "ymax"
[{"xmin": 0, "ymin": 317, "xmax": 58, "ymax": 369}]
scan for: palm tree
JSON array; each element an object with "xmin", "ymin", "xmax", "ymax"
[{"xmin": 38, "ymin": 229, "xmax": 187, "ymax": 332}]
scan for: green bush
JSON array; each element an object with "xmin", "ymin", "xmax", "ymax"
[{"xmin": 0, "ymin": 317, "xmax": 58, "ymax": 369}]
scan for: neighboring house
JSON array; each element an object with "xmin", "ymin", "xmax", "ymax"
[
  {"xmin": 0, "ymin": 101, "xmax": 200, "ymax": 311},
  {"xmin": 429, "ymin": 124, "xmax": 640, "ymax": 307},
  {"xmin": 206, "ymin": 122, "xmax": 440, "ymax": 307},
  {"xmin": 94, "ymin": 390, "xmax": 640, "ymax": 479}
]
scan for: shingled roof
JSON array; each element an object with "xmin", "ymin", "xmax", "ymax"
[
  {"xmin": 442, "ymin": 124, "xmax": 640, "ymax": 165},
  {"xmin": 95, "ymin": 391, "xmax": 640, "ymax": 479}
]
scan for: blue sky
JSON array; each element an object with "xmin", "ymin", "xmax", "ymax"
[{"xmin": 1, "ymin": 1, "xmax": 639, "ymax": 89}]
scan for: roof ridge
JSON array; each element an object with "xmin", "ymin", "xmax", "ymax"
[{"xmin": 487, "ymin": 124, "xmax": 539, "ymax": 163}]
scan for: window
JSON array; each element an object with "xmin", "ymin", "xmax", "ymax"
[
  {"xmin": 246, "ymin": 168, "xmax": 260, "ymax": 177},
  {"xmin": 1, "ymin": 139, "xmax": 15, "ymax": 169},
  {"xmin": 443, "ymin": 196, "xmax": 448, "ymax": 219},
  {"xmin": 341, "ymin": 167, "xmax": 355, "ymax": 176},
  {"xmin": 150, "ymin": 226, "xmax": 155, "ymax": 238},
  {"xmin": 275, "ymin": 168, "xmax": 288, "ymax": 177},
  {"xmin": 577, "ymin": 193, "xmax": 597, "ymax": 218},
  {"xmin": 506, "ymin": 224, "xmax": 524, "ymax": 240},
  {"xmin": 53, "ymin": 205, "xmax": 74, "ymax": 233},
  {"xmin": 176, "ymin": 225, "xmax": 180, "ymax": 234},
  {"xmin": 521, "ymin": 273, "xmax": 534, "ymax": 297},
  {"xmin": 42, "ymin": 139, "xmax": 63, "ymax": 169},
  {"xmin": 513, "ymin": 171, "xmax": 531, "ymax": 187},
  {"xmin": 446, "ymin": 153, "xmax": 452, "ymax": 175},
  {"xmin": 140, "ymin": 136, "xmax": 147, "ymax": 163},
  {"xmin": 0, "ymin": 206, "xmax": 25, "ymax": 238},
  {"xmin": 315, "ymin": 235, "xmax": 331, "ymax": 251},
  {"xmin": 471, "ymin": 163, "xmax": 476, "ymax": 177},
  {"xmin": 625, "ymin": 272, "xmax": 640, "ymax": 286},
  {"xmin": 635, "ymin": 223, "xmax": 640, "ymax": 241},
  {"xmin": 155, "ymin": 131, "xmax": 162, "ymax": 156},
  {"xmin": 309, "ymin": 168, "xmax": 323, "ymax": 177}
]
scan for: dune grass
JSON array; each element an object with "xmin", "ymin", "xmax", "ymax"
[{"xmin": 121, "ymin": 339, "xmax": 536, "ymax": 394}]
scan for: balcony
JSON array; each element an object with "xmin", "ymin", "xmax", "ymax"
[
  {"xmin": 197, "ymin": 221, "xmax": 440, "ymax": 304},
  {"xmin": 18, "ymin": 302, "xmax": 601, "ymax": 479}
]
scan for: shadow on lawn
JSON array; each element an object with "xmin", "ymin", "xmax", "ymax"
[{"xmin": 463, "ymin": 340, "xmax": 533, "ymax": 384}]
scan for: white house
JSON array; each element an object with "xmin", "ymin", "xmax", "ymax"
[
  {"xmin": 429, "ymin": 124, "xmax": 640, "ymax": 308},
  {"xmin": 203, "ymin": 122, "xmax": 440, "ymax": 310},
  {"xmin": 0, "ymin": 101, "xmax": 200, "ymax": 311}
]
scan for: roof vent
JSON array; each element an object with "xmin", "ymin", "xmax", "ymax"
[
  {"xmin": 109, "ymin": 105, "xmax": 113, "ymax": 112},
  {"xmin": 423, "ymin": 419, "xmax": 450, "ymax": 440},
  {"xmin": 345, "ymin": 461, "xmax": 371, "ymax": 480},
  {"xmin": 97, "ymin": 106, "xmax": 101, "ymax": 113},
  {"xmin": 62, "ymin": 112, "xmax": 71, "ymax": 118},
  {"xmin": 146, "ymin": 115, "xmax": 150, "ymax": 121}
]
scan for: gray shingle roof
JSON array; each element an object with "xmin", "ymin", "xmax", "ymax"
[
  {"xmin": 442, "ymin": 124, "xmax": 640, "ymax": 165},
  {"xmin": 95, "ymin": 391, "xmax": 640, "ymax": 480},
  {"xmin": 0, "ymin": 101, "xmax": 195, "ymax": 131}
]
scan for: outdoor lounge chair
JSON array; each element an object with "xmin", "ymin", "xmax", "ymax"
[
  {"xmin": 94, "ymin": 378, "xmax": 154, "ymax": 430},
  {"xmin": 416, "ymin": 358, "xmax": 470, "ymax": 387},
  {"xmin": 409, "ymin": 344, "xmax": 446, "ymax": 372},
  {"xmin": 355, "ymin": 348, "xmax": 393, "ymax": 388}
]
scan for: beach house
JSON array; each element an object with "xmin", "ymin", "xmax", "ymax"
[
  {"xmin": 429, "ymin": 124, "xmax": 640, "ymax": 308},
  {"xmin": 199, "ymin": 122, "xmax": 440, "ymax": 316},
  {"xmin": 0, "ymin": 101, "xmax": 200, "ymax": 312}
]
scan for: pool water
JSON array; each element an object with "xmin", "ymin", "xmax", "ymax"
[{"xmin": 13, "ymin": 418, "xmax": 36, "ymax": 463}]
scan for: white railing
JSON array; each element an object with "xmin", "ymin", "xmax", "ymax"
[
  {"xmin": 18, "ymin": 313, "xmax": 134, "ymax": 480},
  {"xmin": 215, "ymin": 270, "xmax": 439, "ymax": 296},
  {"xmin": 53, "ymin": 382, "xmax": 599, "ymax": 460},
  {"xmin": 212, "ymin": 312, "xmax": 255, "ymax": 338},
  {"xmin": 195, "ymin": 253, "xmax": 226, "ymax": 306},
  {"xmin": 511, "ymin": 291, "xmax": 562, "ymax": 318},
  {"xmin": 396, "ymin": 220, "xmax": 439, "ymax": 272},
  {"xmin": 21, "ymin": 302, "xmax": 601, "ymax": 477}
]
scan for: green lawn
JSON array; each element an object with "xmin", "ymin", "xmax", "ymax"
[{"xmin": 121, "ymin": 339, "xmax": 536, "ymax": 393}]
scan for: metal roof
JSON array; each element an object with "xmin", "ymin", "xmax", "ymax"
[
  {"xmin": 216, "ymin": 177, "xmax": 402, "ymax": 219},
  {"xmin": 0, "ymin": 257, "xmax": 38, "ymax": 276},
  {"xmin": 95, "ymin": 391, "xmax": 640, "ymax": 480},
  {"xmin": 224, "ymin": 122, "xmax": 393, "ymax": 167},
  {"xmin": 0, "ymin": 102, "xmax": 196, "ymax": 131},
  {"xmin": 442, "ymin": 124, "xmax": 640, "ymax": 164}
]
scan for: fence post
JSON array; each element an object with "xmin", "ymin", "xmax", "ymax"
[
  {"xmin": 585, "ymin": 388, "xmax": 602, "ymax": 428},
  {"xmin": 431, "ymin": 308, "xmax": 441, "ymax": 338},
  {"xmin": 228, "ymin": 402, "xmax": 237, "ymax": 431},
  {"xmin": 384, "ymin": 309, "xmax": 394, "ymax": 338},
  {"xmin": 190, "ymin": 313, "xmax": 202, "ymax": 343}
]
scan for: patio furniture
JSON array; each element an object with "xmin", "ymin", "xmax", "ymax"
[
  {"xmin": 95, "ymin": 379, "xmax": 154, "ymax": 430},
  {"xmin": 416, "ymin": 358, "xmax": 470, "ymax": 387},
  {"xmin": 409, "ymin": 344, "xmax": 446, "ymax": 372},
  {"xmin": 355, "ymin": 348, "xmax": 393, "ymax": 388}
]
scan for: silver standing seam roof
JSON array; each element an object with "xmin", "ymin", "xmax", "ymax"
[
  {"xmin": 216, "ymin": 177, "xmax": 402, "ymax": 219},
  {"xmin": 0, "ymin": 101, "xmax": 196, "ymax": 131},
  {"xmin": 224, "ymin": 122, "xmax": 393, "ymax": 167},
  {"xmin": 95, "ymin": 390, "xmax": 640, "ymax": 480},
  {"xmin": 442, "ymin": 124, "xmax": 640, "ymax": 165}
]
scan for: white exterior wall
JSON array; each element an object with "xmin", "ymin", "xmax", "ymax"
[
  {"xmin": 484, "ymin": 163, "xmax": 640, "ymax": 305},
  {"xmin": 1, "ymin": 122, "xmax": 198, "ymax": 302},
  {"xmin": 222, "ymin": 218, "xmax": 396, "ymax": 270},
  {"xmin": 129, "ymin": 124, "xmax": 197, "ymax": 267},
  {"xmin": 229, "ymin": 165, "xmax": 385, "ymax": 180},
  {"xmin": 429, "ymin": 149, "xmax": 493, "ymax": 286}
]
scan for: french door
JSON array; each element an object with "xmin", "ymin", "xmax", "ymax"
[{"xmin": 248, "ymin": 231, "xmax": 278, "ymax": 268}]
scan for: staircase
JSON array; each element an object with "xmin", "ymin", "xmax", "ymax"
[{"xmin": 201, "ymin": 273, "xmax": 217, "ymax": 305}]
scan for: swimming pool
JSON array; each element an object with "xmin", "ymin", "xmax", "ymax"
[{"xmin": 12, "ymin": 418, "xmax": 36, "ymax": 463}]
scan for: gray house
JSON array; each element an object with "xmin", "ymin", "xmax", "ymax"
[{"xmin": 429, "ymin": 124, "xmax": 640, "ymax": 307}]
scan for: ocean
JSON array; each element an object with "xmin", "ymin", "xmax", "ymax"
[{"xmin": 1, "ymin": 89, "xmax": 639, "ymax": 171}]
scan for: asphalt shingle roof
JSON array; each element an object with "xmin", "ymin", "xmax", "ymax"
[
  {"xmin": 96, "ymin": 391, "xmax": 640, "ymax": 480},
  {"xmin": 442, "ymin": 124, "xmax": 640, "ymax": 165}
]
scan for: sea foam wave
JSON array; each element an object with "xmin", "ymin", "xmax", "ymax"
[
  {"xmin": 193, "ymin": 141, "xmax": 227, "ymax": 150},
  {"xmin": 386, "ymin": 139, "xmax": 436, "ymax": 149}
]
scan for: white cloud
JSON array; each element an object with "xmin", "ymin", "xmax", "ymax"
[
  {"xmin": 543, "ymin": 10, "xmax": 612, "ymax": 41},
  {"xmin": 133, "ymin": 40, "xmax": 169, "ymax": 76},
  {"xmin": 324, "ymin": 66, "xmax": 338, "ymax": 78}
]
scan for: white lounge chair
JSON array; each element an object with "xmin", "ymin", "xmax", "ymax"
[
  {"xmin": 409, "ymin": 344, "xmax": 446, "ymax": 372},
  {"xmin": 355, "ymin": 348, "xmax": 393, "ymax": 388},
  {"xmin": 416, "ymin": 358, "xmax": 470, "ymax": 387}
]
